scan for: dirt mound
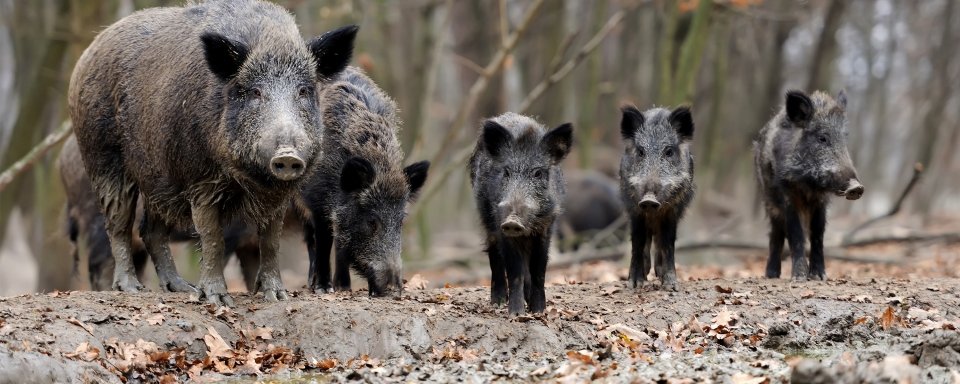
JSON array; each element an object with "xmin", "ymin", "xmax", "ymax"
[{"xmin": 1, "ymin": 278, "xmax": 958, "ymax": 382}]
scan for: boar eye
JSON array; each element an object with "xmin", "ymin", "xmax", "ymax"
[
  {"xmin": 818, "ymin": 135, "xmax": 828, "ymax": 144},
  {"xmin": 663, "ymin": 147, "xmax": 675, "ymax": 158},
  {"xmin": 366, "ymin": 218, "xmax": 379, "ymax": 233},
  {"xmin": 250, "ymin": 88, "xmax": 262, "ymax": 98},
  {"xmin": 298, "ymin": 85, "xmax": 313, "ymax": 98},
  {"xmin": 533, "ymin": 169, "xmax": 544, "ymax": 179},
  {"xmin": 503, "ymin": 168, "xmax": 511, "ymax": 178},
  {"xmin": 636, "ymin": 147, "xmax": 645, "ymax": 158}
]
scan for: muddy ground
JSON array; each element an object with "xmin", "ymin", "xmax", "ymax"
[{"xmin": 2, "ymin": 272, "xmax": 960, "ymax": 383}]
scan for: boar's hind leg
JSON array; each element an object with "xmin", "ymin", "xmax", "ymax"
[
  {"xmin": 487, "ymin": 236, "xmax": 507, "ymax": 306},
  {"xmin": 808, "ymin": 204, "xmax": 827, "ymax": 281},
  {"xmin": 655, "ymin": 217, "xmax": 680, "ymax": 291},
  {"xmin": 528, "ymin": 236, "xmax": 549, "ymax": 314},
  {"xmin": 141, "ymin": 210, "xmax": 198, "ymax": 294},
  {"xmin": 764, "ymin": 212, "xmax": 786, "ymax": 278},
  {"xmin": 307, "ymin": 215, "xmax": 335, "ymax": 293},
  {"xmin": 256, "ymin": 214, "xmax": 289, "ymax": 302},
  {"xmin": 784, "ymin": 205, "xmax": 809, "ymax": 281},
  {"xmin": 628, "ymin": 217, "xmax": 651, "ymax": 288},
  {"xmin": 91, "ymin": 172, "xmax": 144, "ymax": 292},
  {"xmin": 191, "ymin": 204, "xmax": 233, "ymax": 306}
]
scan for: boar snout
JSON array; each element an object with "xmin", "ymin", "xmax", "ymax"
[
  {"xmin": 843, "ymin": 179, "xmax": 864, "ymax": 200},
  {"xmin": 500, "ymin": 215, "xmax": 528, "ymax": 237},
  {"xmin": 269, "ymin": 147, "xmax": 306, "ymax": 181},
  {"xmin": 639, "ymin": 193, "xmax": 661, "ymax": 210}
]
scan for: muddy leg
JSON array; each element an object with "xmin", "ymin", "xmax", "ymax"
[
  {"xmin": 235, "ymin": 244, "xmax": 260, "ymax": 293},
  {"xmin": 503, "ymin": 239, "xmax": 526, "ymax": 316},
  {"xmin": 141, "ymin": 210, "xmax": 197, "ymax": 293},
  {"xmin": 628, "ymin": 216, "xmax": 651, "ymax": 288},
  {"xmin": 94, "ymin": 176, "xmax": 143, "ymax": 292},
  {"xmin": 528, "ymin": 235, "xmax": 549, "ymax": 314},
  {"xmin": 656, "ymin": 217, "xmax": 679, "ymax": 291},
  {"xmin": 255, "ymin": 214, "xmax": 288, "ymax": 302},
  {"xmin": 784, "ymin": 205, "xmax": 808, "ymax": 281},
  {"xmin": 808, "ymin": 204, "xmax": 827, "ymax": 281},
  {"xmin": 487, "ymin": 235, "xmax": 507, "ymax": 306},
  {"xmin": 309, "ymin": 215, "xmax": 335, "ymax": 293},
  {"xmin": 191, "ymin": 204, "xmax": 232, "ymax": 307},
  {"xmin": 333, "ymin": 246, "xmax": 352, "ymax": 292},
  {"xmin": 765, "ymin": 213, "xmax": 786, "ymax": 278}
]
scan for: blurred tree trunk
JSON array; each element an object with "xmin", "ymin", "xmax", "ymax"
[
  {"xmin": 806, "ymin": 0, "xmax": 846, "ymax": 92},
  {"xmin": 917, "ymin": 0, "xmax": 956, "ymax": 214}
]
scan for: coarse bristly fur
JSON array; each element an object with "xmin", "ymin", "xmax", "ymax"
[
  {"xmin": 618, "ymin": 105, "xmax": 695, "ymax": 291},
  {"xmin": 754, "ymin": 90, "xmax": 864, "ymax": 281},
  {"xmin": 469, "ymin": 113, "xmax": 573, "ymax": 315},
  {"xmin": 301, "ymin": 66, "xmax": 429, "ymax": 297},
  {"xmin": 68, "ymin": 0, "xmax": 357, "ymax": 306}
]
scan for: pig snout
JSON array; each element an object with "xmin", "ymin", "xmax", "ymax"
[
  {"xmin": 498, "ymin": 198, "xmax": 535, "ymax": 237},
  {"xmin": 639, "ymin": 193, "xmax": 661, "ymax": 210},
  {"xmin": 842, "ymin": 179, "xmax": 864, "ymax": 200},
  {"xmin": 500, "ymin": 215, "xmax": 528, "ymax": 237},
  {"xmin": 269, "ymin": 147, "xmax": 306, "ymax": 181}
]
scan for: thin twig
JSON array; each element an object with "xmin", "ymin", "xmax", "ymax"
[
  {"xmin": 428, "ymin": 0, "xmax": 544, "ymax": 165},
  {"xmin": 448, "ymin": 52, "xmax": 487, "ymax": 76},
  {"xmin": 0, "ymin": 121, "xmax": 72, "ymax": 193},
  {"xmin": 843, "ymin": 162, "xmax": 924, "ymax": 244},
  {"xmin": 517, "ymin": 10, "xmax": 625, "ymax": 113}
]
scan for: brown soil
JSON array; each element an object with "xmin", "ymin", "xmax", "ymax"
[{"xmin": 2, "ymin": 275, "xmax": 959, "ymax": 383}]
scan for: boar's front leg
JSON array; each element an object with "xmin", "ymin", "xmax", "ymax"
[
  {"xmin": 655, "ymin": 216, "xmax": 679, "ymax": 291},
  {"xmin": 502, "ymin": 239, "xmax": 526, "ymax": 316},
  {"xmin": 528, "ymin": 235, "xmax": 549, "ymax": 314},
  {"xmin": 784, "ymin": 203, "xmax": 809, "ymax": 281},
  {"xmin": 628, "ymin": 217, "xmax": 651, "ymax": 288},
  {"xmin": 256, "ymin": 213, "xmax": 289, "ymax": 301},
  {"xmin": 808, "ymin": 203, "xmax": 828, "ymax": 281},
  {"xmin": 141, "ymin": 210, "xmax": 198, "ymax": 294},
  {"xmin": 192, "ymin": 204, "xmax": 233, "ymax": 307},
  {"xmin": 487, "ymin": 235, "xmax": 508, "ymax": 306}
]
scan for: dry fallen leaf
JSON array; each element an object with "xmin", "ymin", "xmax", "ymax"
[
  {"xmin": 800, "ymin": 290, "xmax": 815, "ymax": 299},
  {"xmin": 730, "ymin": 372, "xmax": 767, "ymax": 384},
  {"xmin": 405, "ymin": 274, "xmax": 429, "ymax": 290},
  {"xmin": 715, "ymin": 285, "xmax": 733, "ymax": 294},
  {"xmin": 605, "ymin": 323, "xmax": 652, "ymax": 343},
  {"xmin": 316, "ymin": 358, "xmax": 337, "ymax": 370},
  {"xmin": 244, "ymin": 326, "xmax": 273, "ymax": 341},
  {"xmin": 146, "ymin": 314, "xmax": 164, "ymax": 326},
  {"xmin": 531, "ymin": 365, "xmax": 551, "ymax": 376},
  {"xmin": 64, "ymin": 342, "xmax": 100, "ymax": 362},
  {"xmin": 880, "ymin": 306, "xmax": 905, "ymax": 330},
  {"xmin": 711, "ymin": 307, "xmax": 738, "ymax": 328},
  {"xmin": 602, "ymin": 285, "xmax": 621, "ymax": 296},
  {"xmin": 67, "ymin": 317, "xmax": 94, "ymax": 335},
  {"xmin": 204, "ymin": 326, "xmax": 235, "ymax": 359}
]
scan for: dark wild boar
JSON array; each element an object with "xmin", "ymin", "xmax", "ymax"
[
  {"xmin": 61, "ymin": 135, "xmax": 263, "ymax": 291},
  {"xmin": 755, "ymin": 90, "xmax": 864, "ymax": 281},
  {"xmin": 470, "ymin": 113, "xmax": 573, "ymax": 315},
  {"xmin": 68, "ymin": 0, "xmax": 357, "ymax": 305},
  {"xmin": 619, "ymin": 105, "xmax": 695, "ymax": 291},
  {"xmin": 556, "ymin": 170, "xmax": 624, "ymax": 252},
  {"xmin": 301, "ymin": 67, "xmax": 429, "ymax": 297}
]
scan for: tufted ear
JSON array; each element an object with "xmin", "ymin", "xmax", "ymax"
[
  {"xmin": 669, "ymin": 106, "xmax": 694, "ymax": 141},
  {"xmin": 404, "ymin": 161, "xmax": 430, "ymax": 200},
  {"xmin": 785, "ymin": 90, "xmax": 814, "ymax": 124},
  {"xmin": 340, "ymin": 157, "xmax": 375, "ymax": 193},
  {"xmin": 201, "ymin": 32, "xmax": 249, "ymax": 81},
  {"xmin": 620, "ymin": 105, "xmax": 644, "ymax": 140},
  {"xmin": 837, "ymin": 89, "xmax": 848, "ymax": 110},
  {"xmin": 481, "ymin": 120, "xmax": 512, "ymax": 159},
  {"xmin": 308, "ymin": 25, "xmax": 359, "ymax": 80},
  {"xmin": 542, "ymin": 123, "xmax": 573, "ymax": 163}
]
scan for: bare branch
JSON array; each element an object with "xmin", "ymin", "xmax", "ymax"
[
  {"xmin": 843, "ymin": 162, "xmax": 924, "ymax": 244},
  {"xmin": 448, "ymin": 52, "xmax": 486, "ymax": 76},
  {"xmin": 517, "ymin": 10, "xmax": 625, "ymax": 113},
  {"xmin": 0, "ymin": 121, "xmax": 72, "ymax": 193}
]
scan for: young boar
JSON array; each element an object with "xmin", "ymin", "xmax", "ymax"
[
  {"xmin": 556, "ymin": 170, "xmax": 624, "ymax": 252},
  {"xmin": 755, "ymin": 90, "xmax": 864, "ymax": 280},
  {"xmin": 470, "ymin": 113, "xmax": 573, "ymax": 315},
  {"xmin": 68, "ymin": 0, "xmax": 356, "ymax": 306},
  {"xmin": 301, "ymin": 67, "xmax": 429, "ymax": 297},
  {"xmin": 619, "ymin": 105, "xmax": 695, "ymax": 291}
]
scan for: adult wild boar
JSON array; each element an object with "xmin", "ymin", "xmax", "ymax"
[
  {"xmin": 470, "ymin": 113, "xmax": 573, "ymax": 315},
  {"xmin": 68, "ymin": 0, "xmax": 357, "ymax": 305},
  {"xmin": 301, "ymin": 67, "xmax": 429, "ymax": 296},
  {"xmin": 754, "ymin": 90, "xmax": 864, "ymax": 281}
]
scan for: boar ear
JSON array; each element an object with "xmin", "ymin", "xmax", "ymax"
[
  {"xmin": 404, "ymin": 161, "xmax": 430, "ymax": 200},
  {"xmin": 837, "ymin": 89, "xmax": 848, "ymax": 110},
  {"xmin": 785, "ymin": 90, "xmax": 814, "ymax": 124},
  {"xmin": 669, "ymin": 106, "xmax": 694, "ymax": 141},
  {"xmin": 308, "ymin": 25, "xmax": 359, "ymax": 80},
  {"xmin": 201, "ymin": 32, "xmax": 249, "ymax": 81},
  {"xmin": 542, "ymin": 123, "xmax": 574, "ymax": 163},
  {"xmin": 620, "ymin": 105, "xmax": 644, "ymax": 140},
  {"xmin": 340, "ymin": 157, "xmax": 375, "ymax": 193},
  {"xmin": 482, "ymin": 120, "xmax": 512, "ymax": 158}
]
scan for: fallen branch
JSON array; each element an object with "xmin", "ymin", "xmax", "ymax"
[
  {"xmin": 843, "ymin": 162, "xmax": 924, "ymax": 244},
  {"xmin": 0, "ymin": 121, "xmax": 72, "ymax": 193}
]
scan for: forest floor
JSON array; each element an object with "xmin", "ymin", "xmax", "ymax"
[{"xmin": 2, "ymin": 266, "xmax": 960, "ymax": 383}]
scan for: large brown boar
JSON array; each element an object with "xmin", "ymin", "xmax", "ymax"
[{"xmin": 68, "ymin": 0, "xmax": 357, "ymax": 306}]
